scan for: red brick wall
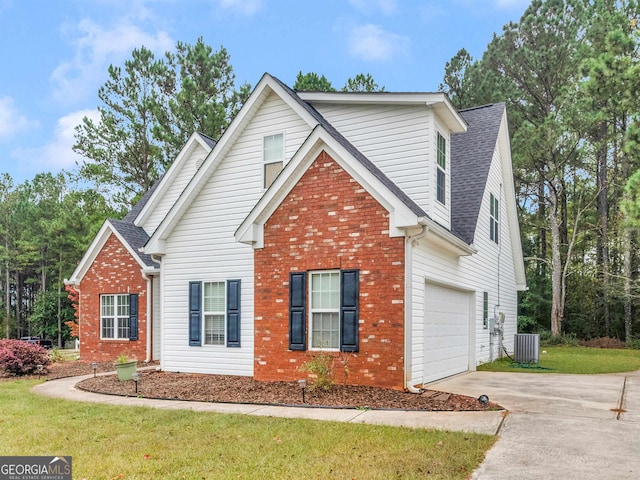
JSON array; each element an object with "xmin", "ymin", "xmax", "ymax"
[
  {"xmin": 78, "ymin": 232, "xmax": 149, "ymax": 362},
  {"xmin": 254, "ymin": 151, "xmax": 406, "ymax": 389}
]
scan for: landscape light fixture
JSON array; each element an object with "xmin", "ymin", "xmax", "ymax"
[
  {"xmin": 132, "ymin": 372, "xmax": 140, "ymax": 395},
  {"xmin": 91, "ymin": 362, "xmax": 98, "ymax": 378},
  {"xmin": 478, "ymin": 394, "xmax": 489, "ymax": 405},
  {"xmin": 36, "ymin": 364, "xmax": 43, "ymax": 379},
  {"xmin": 297, "ymin": 379, "xmax": 307, "ymax": 403}
]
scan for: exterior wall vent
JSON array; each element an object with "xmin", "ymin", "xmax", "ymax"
[{"xmin": 514, "ymin": 333, "xmax": 540, "ymax": 363}]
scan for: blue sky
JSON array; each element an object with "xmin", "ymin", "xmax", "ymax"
[{"xmin": 0, "ymin": 0, "xmax": 529, "ymax": 184}]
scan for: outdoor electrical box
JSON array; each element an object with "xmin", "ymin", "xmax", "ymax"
[{"xmin": 489, "ymin": 317, "xmax": 496, "ymax": 335}]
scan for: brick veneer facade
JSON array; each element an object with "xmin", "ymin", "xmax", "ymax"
[
  {"xmin": 79, "ymin": 233, "xmax": 149, "ymax": 362},
  {"xmin": 254, "ymin": 151, "xmax": 406, "ymax": 389}
]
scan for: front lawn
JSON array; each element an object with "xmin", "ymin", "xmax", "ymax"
[
  {"xmin": 477, "ymin": 346, "xmax": 640, "ymax": 374},
  {"xmin": 0, "ymin": 379, "xmax": 495, "ymax": 479}
]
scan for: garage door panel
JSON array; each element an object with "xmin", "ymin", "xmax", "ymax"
[{"xmin": 423, "ymin": 283, "xmax": 471, "ymax": 383}]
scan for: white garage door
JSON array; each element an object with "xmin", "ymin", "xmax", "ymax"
[{"xmin": 423, "ymin": 283, "xmax": 471, "ymax": 383}]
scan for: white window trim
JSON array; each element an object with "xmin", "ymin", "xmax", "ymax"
[
  {"xmin": 263, "ymin": 132, "xmax": 285, "ymax": 189},
  {"xmin": 436, "ymin": 131, "xmax": 447, "ymax": 205},
  {"xmin": 203, "ymin": 281, "xmax": 226, "ymax": 346},
  {"xmin": 308, "ymin": 270, "xmax": 340, "ymax": 351},
  {"xmin": 490, "ymin": 193, "xmax": 500, "ymax": 244},
  {"xmin": 100, "ymin": 294, "xmax": 130, "ymax": 340}
]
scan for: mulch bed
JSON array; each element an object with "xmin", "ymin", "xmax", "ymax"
[{"xmin": 10, "ymin": 360, "xmax": 502, "ymax": 412}]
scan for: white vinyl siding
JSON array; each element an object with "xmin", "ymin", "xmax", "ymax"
[
  {"xmin": 408, "ymin": 144, "xmax": 518, "ymax": 386},
  {"xmin": 431, "ymin": 123, "xmax": 450, "ymax": 228},
  {"xmin": 310, "ymin": 104, "xmax": 432, "ymax": 213},
  {"xmin": 160, "ymin": 92, "xmax": 312, "ymax": 376},
  {"xmin": 142, "ymin": 143, "xmax": 210, "ymax": 233}
]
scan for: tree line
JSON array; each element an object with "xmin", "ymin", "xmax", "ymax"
[
  {"xmin": 5, "ymin": 1, "xmax": 640, "ymax": 346},
  {"xmin": 440, "ymin": 0, "xmax": 640, "ymax": 343}
]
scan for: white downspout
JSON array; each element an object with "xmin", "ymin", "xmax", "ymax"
[
  {"xmin": 141, "ymin": 272, "xmax": 152, "ymax": 363},
  {"xmin": 405, "ymin": 224, "xmax": 429, "ymax": 393}
]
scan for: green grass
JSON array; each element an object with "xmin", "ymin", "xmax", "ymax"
[
  {"xmin": 477, "ymin": 346, "xmax": 640, "ymax": 374},
  {"xmin": 0, "ymin": 380, "xmax": 495, "ymax": 479}
]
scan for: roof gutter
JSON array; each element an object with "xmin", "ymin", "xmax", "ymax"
[{"xmin": 418, "ymin": 217, "xmax": 477, "ymax": 256}]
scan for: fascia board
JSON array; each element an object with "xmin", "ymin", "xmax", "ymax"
[
  {"xmin": 67, "ymin": 220, "xmax": 112, "ymax": 284},
  {"xmin": 496, "ymin": 111, "xmax": 527, "ymax": 288},
  {"xmin": 299, "ymin": 91, "xmax": 467, "ymax": 133},
  {"xmin": 421, "ymin": 218, "xmax": 477, "ymax": 256},
  {"xmin": 135, "ymin": 132, "xmax": 213, "ymax": 227},
  {"xmin": 68, "ymin": 220, "xmax": 150, "ymax": 284}
]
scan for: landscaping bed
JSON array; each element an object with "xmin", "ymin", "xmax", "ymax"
[{"xmin": 39, "ymin": 360, "xmax": 501, "ymax": 411}]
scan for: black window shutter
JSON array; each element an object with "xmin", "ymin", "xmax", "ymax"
[
  {"xmin": 227, "ymin": 279, "xmax": 241, "ymax": 347},
  {"xmin": 189, "ymin": 281, "xmax": 202, "ymax": 346},
  {"xmin": 340, "ymin": 269, "xmax": 359, "ymax": 352},
  {"xmin": 128, "ymin": 293, "xmax": 139, "ymax": 341},
  {"xmin": 289, "ymin": 272, "xmax": 306, "ymax": 351}
]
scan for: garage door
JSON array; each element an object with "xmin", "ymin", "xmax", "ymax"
[{"xmin": 423, "ymin": 283, "xmax": 471, "ymax": 383}]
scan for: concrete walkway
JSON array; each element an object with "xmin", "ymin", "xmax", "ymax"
[
  {"xmin": 34, "ymin": 369, "xmax": 640, "ymax": 479},
  {"xmin": 430, "ymin": 369, "xmax": 640, "ymax": 480},
  {"xmin": 32, "ymin": 373, "xmax": 504, "ymax": 435}
]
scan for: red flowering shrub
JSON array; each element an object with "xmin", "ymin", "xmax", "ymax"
[{"xmin": 0, "ymin": 339, "xmax": 51, "ymax": 376}]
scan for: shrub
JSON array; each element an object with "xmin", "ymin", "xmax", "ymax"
[
  {"xmin": 49, "ymin": 348, "xmax": 66, "ymax": 363},
  {"xmin": 539, "ymin": 331, "xmax": 579, "ymax": 347},
  {"xmin": 299, "ymin": 352, "xmax": 334, "ymax": 391},
  {"xmin": 0, "ymin": 339, "xmax": 51, "ymax": 376},
  {"xmin": 627, "ymin": 338, "xmax": 640, "ymax": 350}
]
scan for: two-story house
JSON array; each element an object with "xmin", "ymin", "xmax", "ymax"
[{"xmin": 67, "ymin": 73, "xmax": 526, "ymax": 390}]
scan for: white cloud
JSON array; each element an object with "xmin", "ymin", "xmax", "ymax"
[
  {"xmin": 348, "ymin": 0, "xmax": 397, "ymax": 14},
  {"xmin": 11, "ymin": 109, "xmax": 99, "ymax": 173},
  {"xmin": 348, "ymin": 24, "xmax": 409, "ymax": 62},
  {"xmin": 51, "ymin": 18, "xmax": 174, "ymax": 105},
  {"xmin": 0, "ymin": 97, "xmax": 37, "ymax": 142},
  {"xmin": 218, "ymin": 0, "xmax": 263, "ymax": 15}
]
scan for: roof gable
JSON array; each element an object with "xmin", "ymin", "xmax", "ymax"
[
  {"xmin": 235, "ymin": 125, "xmax": 426, "ymax": 247},
  {"xmin": 67, "ymin": 219, "xmax": 159, "ymax": 285},
  {"xmin": 133, "ymin": 131, "xmax": 216, "ymax": 229}
]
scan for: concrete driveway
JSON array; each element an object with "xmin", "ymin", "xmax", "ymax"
[{"xmin": 430, "ymin": 369, "xmax": 640, "ymax": 480}]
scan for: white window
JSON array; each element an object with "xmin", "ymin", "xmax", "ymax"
[
  {"xmin": 204, "ymin": 281, "xmax": 226, "ymax": 345},
  {"xmin": 263, "ymin": 133, "xmax": 284, "ymax": 188},
  {"xmin": 490, "ymin": 193, "xmax": 499, "ymax": 244},
  {"xmin": 436, "ymin": 132, "xmax": 446, "ymax": 205},
  {"xmin": 100, "ymin": 294, "xmax": 130, "ymax": 339},
  {"xmin": 310, "ymin": 271, "xmax": 340, "ymax": 350}
]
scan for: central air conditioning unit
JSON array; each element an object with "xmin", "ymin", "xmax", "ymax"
[{"xmin": 514, "ymin": 333, "xmax": 540, "ymax": 363}]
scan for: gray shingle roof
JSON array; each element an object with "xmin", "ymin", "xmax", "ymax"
[
  {"xmin": 122, "ymin": 178, "xmax": 163, "ymax": 223},
  {"xmin": 451, "ymin": 103, "xmax": 505, "ymax": 244},
  {"xmin": 109, "ymin": 219, "xmax": 159, "ymax": 268},
  {"xmin": 197, "ymin": 132, "xmax": 218, "ymax": 149}
]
